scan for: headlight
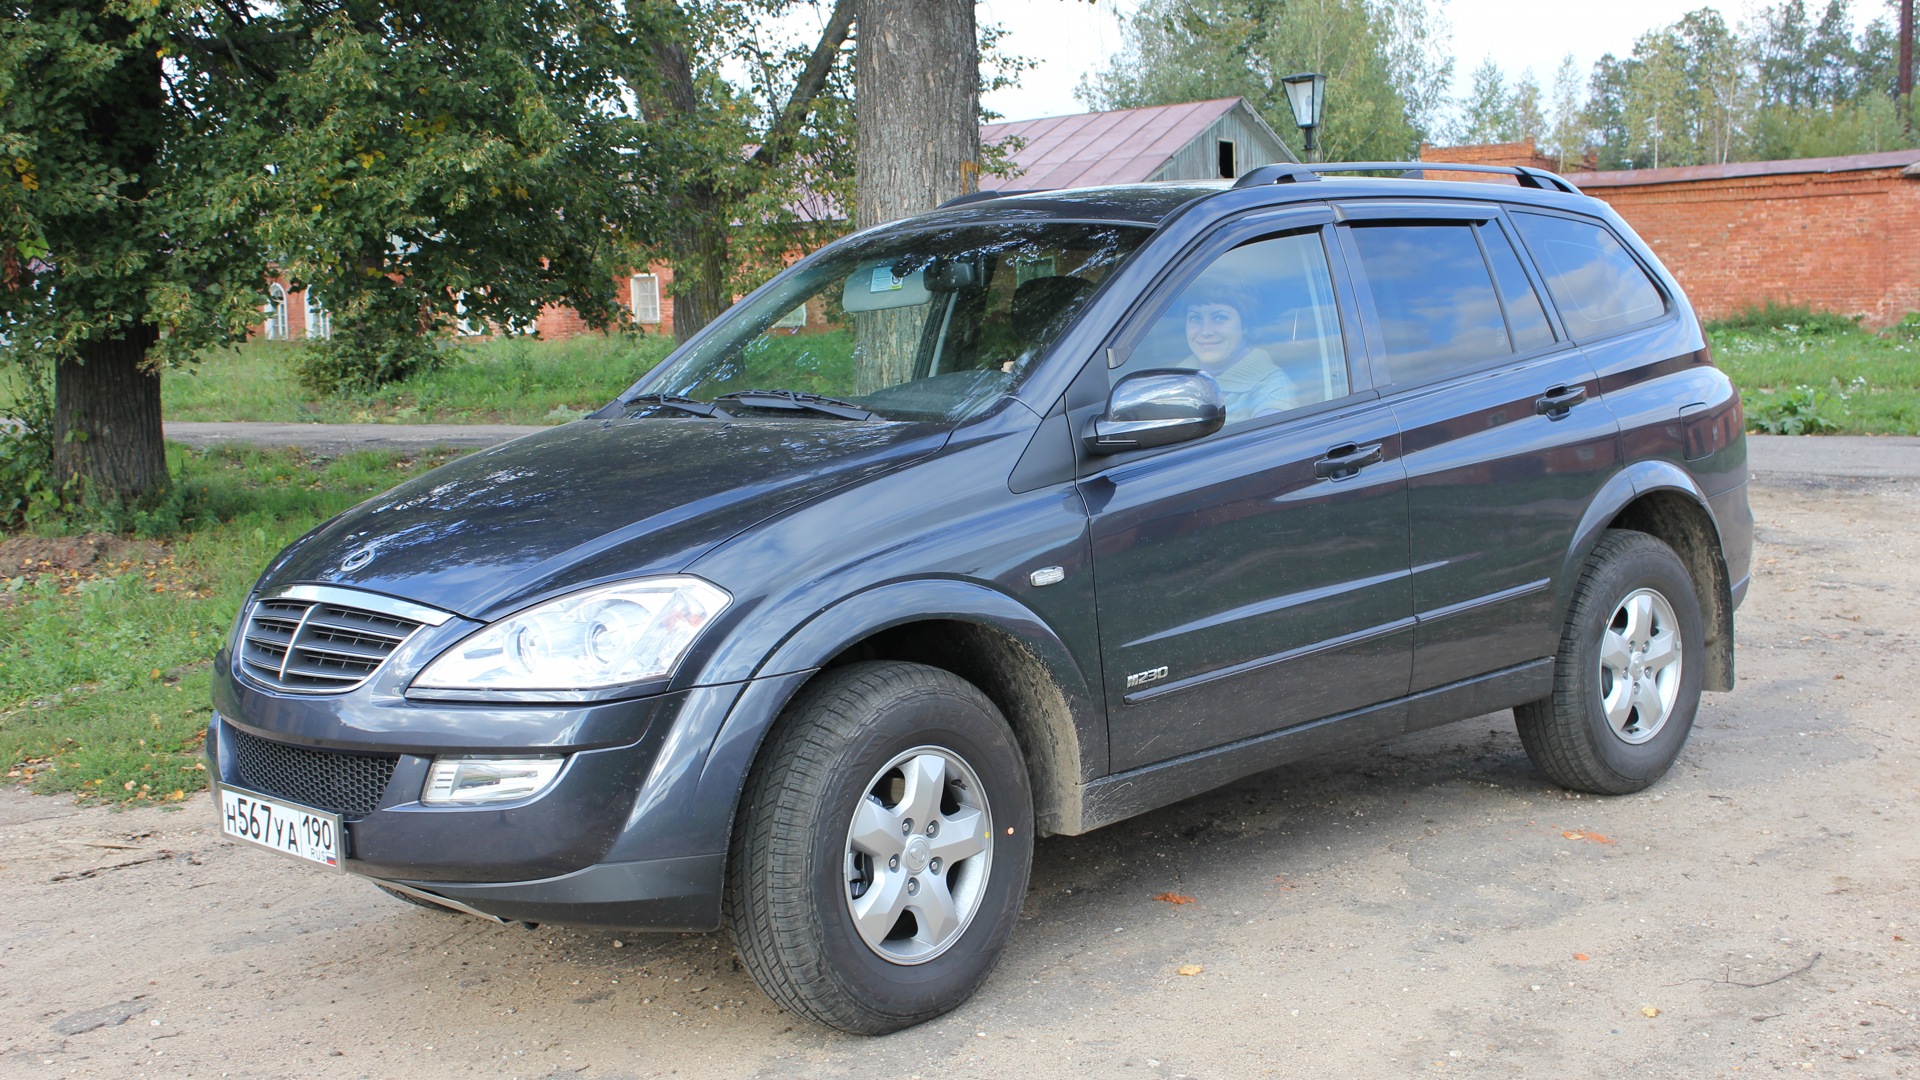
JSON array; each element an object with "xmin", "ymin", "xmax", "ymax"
[
  {"xmin": 422, "ymin": 757, "xmax": 565, "ymax": 805},
  {"xmin": 412, "ymin": 576, "xmax": 729, "ymax": 691}
]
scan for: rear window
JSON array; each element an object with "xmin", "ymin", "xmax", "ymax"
[{"xmin": 1512, "ymin": 212, "xmax": 1667, "ymax": 340}]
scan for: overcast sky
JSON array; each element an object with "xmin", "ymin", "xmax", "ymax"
[{"xmin": 976, "ymin": 0, "xmax": 1828, "ymax": 125}]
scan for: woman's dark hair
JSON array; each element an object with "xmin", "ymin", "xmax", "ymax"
[{"xmin": 1181, "ymin": 277, "xmax": 1254, "ymax": 317}]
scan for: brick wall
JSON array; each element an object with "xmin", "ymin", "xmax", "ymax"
[
  {"xmin": 1567, "ymin": 154, "xmax": 1920, "ymax": 328},
  {"xmin": 1422, "ymin": 143, "xmax": 1920, "ymax": 328}
]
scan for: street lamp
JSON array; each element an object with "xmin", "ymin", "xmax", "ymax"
[{"xmin": 1281, "ymin": 72, "xmax": 1328, "ymax": 163}]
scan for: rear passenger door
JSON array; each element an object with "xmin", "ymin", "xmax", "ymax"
[{"xmin": 1337, "ymin": 203, "xmax": 1623, "ymax": 695}]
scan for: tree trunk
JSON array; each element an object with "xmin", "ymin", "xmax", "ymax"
[
  {"xmin": 53, "ymin": 324, "xmax": 169, "ymax": 501},
  {"xmin": 853, "ymin": 0, "xmax": 979, "ymax": 392},
  {"xmin": 670, "ymin": 202, "xmax": 732, "ymax": 345}
]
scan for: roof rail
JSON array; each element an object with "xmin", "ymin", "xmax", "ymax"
[
  {"xmin": 1300, "ymin": 162, "xmax": 1583, "ymax": 194},
  {"xmin": 938, "ymin": 188, "xmax": 1046, "ymax": 208},
  {"xmin": 1231, "ymin": 163, "xmax": 1321, "ymax": 188}
]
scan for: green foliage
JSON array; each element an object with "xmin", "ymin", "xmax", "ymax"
[
  {"xmin": 1746, "ymin": 383, "xmax": 1847, "ymax": 434},
  {"xmin": 1565, "ymin": 0, "xmax": 1919, "ymax": 170},
  {"xmin": 1893, "ymin": 312, "xmax": 1920, "ymax": 342},
  {"xmin": 0, "ymin": 356, "xmax": 55, "ymax": 529},
  {"xmin": 1705, "ymin": 301, "xmax": 1864, "ymax": 336},
  {"xmin": 1079, "ymin": 0, "xmax": 1453, "ymax": 162},
  {"xmin": 1708, "ymin": 311, "xmax": 1920, "ymax": 435},
  {"xmin": 0, "ymin": 445, "xmax": 466, "ymax": 801},
  {"xmin": 294, "ymin": 323, "xmax": 452, "ymax": 396},
  {"xmin": 160, "ymin": 333, "xmax": 673, "ymax": 425}
]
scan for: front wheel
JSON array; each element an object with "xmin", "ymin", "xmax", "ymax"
[
  {"xmin": 726, "ymin": 662, "xmax": 1034, "ymax": 1034},
  {"xmin": 1516, "ymin": 529, "xmax": 1705, "ymax": 794}
]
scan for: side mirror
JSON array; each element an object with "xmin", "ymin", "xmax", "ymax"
[{"xmin": 1084, "ymin": 369, "xmax": 1226, "ymax": 455}]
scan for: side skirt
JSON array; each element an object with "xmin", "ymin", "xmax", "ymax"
[{"xmin": 1072, "ymin": 658, "xmax": 1552, "ymax": 834}]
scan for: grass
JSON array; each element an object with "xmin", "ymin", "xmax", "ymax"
[
  {"xmin": 1705, "ymin": 305, "xmax": 1920, "ymax": 436},
  {"xmin": 160, "ymin": 333, "xmax": 675, "ymax": 425},
  {"xmin": 0, "ymin": 444, "xmax": 467, "ymax": 804}
]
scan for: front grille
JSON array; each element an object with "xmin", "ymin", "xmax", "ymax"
[
  {"xmin": 229, "ymin": 726, "xmax": 397, "ymax": 817},
  {"xmin": 238, "ymin": 597, "xmax": 425, "ymax": 693}
]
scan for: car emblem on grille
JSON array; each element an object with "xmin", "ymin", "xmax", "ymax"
[{"xmin": 339, "ymin": 545, "xmax": 377, "ymax": 573}]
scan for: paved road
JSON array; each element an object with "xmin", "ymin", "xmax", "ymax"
[{"xmin": 163, "ymin": 421, "xmax": 1920, "ymax": 481}]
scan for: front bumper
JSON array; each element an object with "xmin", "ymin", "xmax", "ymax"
[{"xmin": 209, "ymin": 663, "xmax": 816, "ymax": 932}]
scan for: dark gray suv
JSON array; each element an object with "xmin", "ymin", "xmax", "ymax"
[{"xmin": 210, "ymin": 162, "xmax": 1752, "ymax": 1033}]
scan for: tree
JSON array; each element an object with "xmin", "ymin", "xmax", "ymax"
[
  {"xmin": 1080, "ymin": 0, "xmax": 1453, "ymax": 163},
  {"xmin": 2, "ymin": 0, "xmax": 652, "ymax": 504},
  {"xmin": 1545, "ymin": 54, "xmax": 1588, "ymax": 169},
  {"xmin": 628, "ymin": 0, "xmax": 856, "ymax": 343},
  {"xmin": 850, "ymin": 0, "xmax": 978, "ymax": 392},
  {"xmin": 1455, "ymin": 57, "xmax": 1516, "ymax": 144}
]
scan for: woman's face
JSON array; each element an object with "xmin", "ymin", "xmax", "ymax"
[{"xmin": 1185, "ymin": 302, "xmax": 1244, "ymax": 367}]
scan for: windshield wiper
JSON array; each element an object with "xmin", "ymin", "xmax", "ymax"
[
  {"xmin": 621, "ymin": 393, "xmax": 731, "ymax": 418},
  {"xmin": 713, "ymin": 390, "xmax": 877, "ymax": 421}
]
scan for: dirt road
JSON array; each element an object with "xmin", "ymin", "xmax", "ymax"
[{"xmin": 3, "ymin": 475, "xmax": 1916, "ymax": 1079}]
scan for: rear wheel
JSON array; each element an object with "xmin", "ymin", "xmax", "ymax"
[
  {"xmin": 726, "ymin": 661, "xmax": 1033, "ymax": 1034},
  {"xmin": 1516, "ymin": 529, "xmax": 1705, "ymax": 794}
]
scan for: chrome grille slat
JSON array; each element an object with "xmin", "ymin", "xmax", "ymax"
[{"xmin": 236, "ymin": 591, "xmax": 430, "ymax": 694}]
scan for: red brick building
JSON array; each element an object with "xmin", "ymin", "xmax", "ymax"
[{"xmin": 1423, "ymin": 140, "xmax": 1920, "ymax": 328}]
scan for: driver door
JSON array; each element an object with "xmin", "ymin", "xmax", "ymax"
[{"xmin": 1080, "ymin": 220, "xmax": 1414, "ymax": 772}]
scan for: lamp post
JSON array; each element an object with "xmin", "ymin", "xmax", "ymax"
[{"xmin": 1281, "ymin": 72, "xmax": 1328, "ymax": 163}]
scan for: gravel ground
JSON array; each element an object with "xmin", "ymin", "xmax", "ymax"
[{"xmin": 1, "ymin": 474, "xmax": 1915, "ymax": 1079}]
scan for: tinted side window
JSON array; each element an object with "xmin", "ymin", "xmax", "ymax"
[
  {"xmin": 1511, "ymin": 212, "xmax": 1666, "ymax": 339},
  {"xmin": 1114, "ymin": 230, "xmax": 1350, "ymax": 427},
  {"xmin": 1479, "ymin": 222, "xmax": 1556, "ymax": 352},
  {"xmin": 1348, "ymin": 224, "xmax": 1509, "ymax": 385}
]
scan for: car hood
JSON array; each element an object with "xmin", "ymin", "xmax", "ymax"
[{"xmin": 260, "ymin": 417, "xmax": 950, "ymax": 619}]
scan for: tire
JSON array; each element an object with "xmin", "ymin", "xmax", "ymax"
[
  {"xmin": 1515, "ymin": 529, "xmax": 1705, "ymax": 795},
  {"xmin": 726, "ymin": 661, "xmax": 1034, "ymax": 1035}
]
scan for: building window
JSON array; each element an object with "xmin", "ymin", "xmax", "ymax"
[
  {"xmin": 264, "ymin": 284, "xmax": 290, "ymax": 340},
  {"xmin": 631, "ymin": 274, "xmax": 662, "ymax": 323},
  {"xmin": 1217, "ymin": 139, "xmax": 1238, "ymax": 179},
  {"xmin": 453, "ymin": 291, "xmax": 485, "ymax": 336},
  {"xmin": 304, "ymin": 290, "xmax": 332, "ymax": 339}
]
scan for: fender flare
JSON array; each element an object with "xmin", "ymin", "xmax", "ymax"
[
  {"xmin": 1558, "ymin": 460, "xmax": 1735, "ymax": 690},
  {"xmin": 694, "ymin": 577, "xmax": 1105, "ymax": 839}
]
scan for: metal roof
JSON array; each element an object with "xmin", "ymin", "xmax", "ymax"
[
  {"xmin": 980, "ymin": 98, "xmax": 1253, "ymax": 191},
  {"xmin": 1566, "ymin": 147, "xmax": 1920, "ymax": 188}
]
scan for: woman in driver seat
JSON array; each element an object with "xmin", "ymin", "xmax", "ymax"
[{"xmin": 1180, "ymin": 280, "xmax": 1297, "ymax": 424}]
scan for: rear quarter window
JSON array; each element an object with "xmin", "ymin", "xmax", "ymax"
[{"xmin": 1512, "ymin": 212, "xmax": 1667, "ymax": 340}]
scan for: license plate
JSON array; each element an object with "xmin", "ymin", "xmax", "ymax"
[{"xmin": 218, "ymin": 785, "xmax": 345, "ymax": 871}]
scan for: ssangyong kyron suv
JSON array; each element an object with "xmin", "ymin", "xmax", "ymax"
[{"xmin": 211, "ymin": 163, "xmax": 1752, "ymax": 1033}]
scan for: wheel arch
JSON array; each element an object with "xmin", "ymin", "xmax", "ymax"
[
  {"xmin": 700, "ymin": 579, "xmax": 1104, "ymax": 840},
  {"xmin": 1562, "ymin": 463, "xmax": 1735, "ymax": 692}
]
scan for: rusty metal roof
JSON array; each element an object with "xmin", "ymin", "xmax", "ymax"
[{"xmin": 981, "ymin": 97, "xmax": 1249, "ymax": 191}]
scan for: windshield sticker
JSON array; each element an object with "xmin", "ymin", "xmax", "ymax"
[{"xmin": 869, "ymin": 267, "xmax": 905, "ymax": 293}]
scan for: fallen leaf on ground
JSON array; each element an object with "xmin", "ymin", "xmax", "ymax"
[
  {"xmin": 1176, "ymin": 964, "xmax": 1204, "ymax": 976},
  {"xmin": 1562, "ymin": 830, "xmax": 1614, "ymax": 844},
  {"xmin": 1574, "ymin": 953, "xmax": 1591, "ymax": 961},
  {"xmin": 1154, "ymin": 892, "xmax": 1195, "ymax": 905},
  {"xmin": 1643, "ymin": 1006, "xmax": 1660, "ymax": 1017}
]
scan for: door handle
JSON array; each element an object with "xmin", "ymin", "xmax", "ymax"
[
  {"xmin": 1534, "ymin": 384, "xmax": 1588, "ymax": 418},
  {"xmin": 1313, "ymin": 441, "xmax": 1385, "ymax": 479}
]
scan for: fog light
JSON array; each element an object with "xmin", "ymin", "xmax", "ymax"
[{"xmin": 422, "ymin": 757, "xmax": 565, "ymax": 805}]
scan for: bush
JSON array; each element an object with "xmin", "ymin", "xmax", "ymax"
[
  {"xmin": 0, "ymin": 357, "xmax": 58, "ymax": 529},
  {"xmin": 293, "ymin": 322, "xmax": 456, "ymax": 395},
  {"xmin": 1705, "ymin": 301, "xmax": 1863, "ymax": 337},
  {"xmin": 1892, "ymin": 312, "xmax": 1920, "ymax": 343},
  {"xmin": 1747, "ymin": 381, "xmax": 1855, "ymax": 435}
]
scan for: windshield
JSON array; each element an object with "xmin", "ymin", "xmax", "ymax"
[{"xmin": 636, "ymin": 221, "xmax": 1151, "ymax": 421}]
